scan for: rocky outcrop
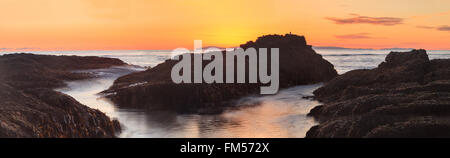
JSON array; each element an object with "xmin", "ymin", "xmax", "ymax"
[
  {"xmin": 103, "ymin": 34, "xmax": 337, "ymax": 114},
  {"xmin": 307, "ymin": 49, "xmax": 450, "ymax": 138},
  {"xmin": 0, "ymin": 53, "xmax": 125, "ymax": 138},
  {"xmin": 0, "ymin": 53, "xmax": 125, "ymax": 89}
]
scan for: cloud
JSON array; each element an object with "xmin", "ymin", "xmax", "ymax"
[
  {"xmin": 416, "ymin": 25, "xmax": 435, "ymax": 29},
  {"xmin": 437, "ymin": 25, "xmax": 450, "ymax": 31},
  {"xmin": 326, "ymin": 14, "xmax": 404, "ymax": 26},
  {"xmin": 335, "ymin": 33, "xmax": 373, "ymax": 39},
  {"xmin": 416, "ymin": 25, "xmax": 450, "ymax": 32}
]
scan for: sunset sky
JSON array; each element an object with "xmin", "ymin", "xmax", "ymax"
[{"xmin": 1, "ymin": 0, "xmax": 450, "ymax": 51}]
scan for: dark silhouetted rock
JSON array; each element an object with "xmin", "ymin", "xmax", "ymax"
[
  {"xmin": 307, "ymin": 49, "xmax": 450, "ymax": 138},
  {"xmin": 0, "ymin": 53, "xmax": 126, "ymax": 89},
  {"xmin": 0, "ymin": 53, "xmax": 125, "ymax": 138},
  {"xmin": 103, "ymin": 34, "xmax": 337, "ymax": 114}
]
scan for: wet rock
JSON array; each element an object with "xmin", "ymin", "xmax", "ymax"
[
  {"xmin": 307, "ymin": 49, "xmax": 450, "ymax": 138},
  {"xmin": 104, "ymin": 34, "xmax": 337, "ymax": 113},
  {"xmin": 0, "ymin": 53, "xmax": 125, "ymax": 138},
  {"xmin": 0, "ymin": 53, "xmax": 126, "ymax": 89}
]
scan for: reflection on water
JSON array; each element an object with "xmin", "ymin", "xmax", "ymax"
[{"xmin": 57, "ymin": 66, "xmax": 321, "ymax": 138}]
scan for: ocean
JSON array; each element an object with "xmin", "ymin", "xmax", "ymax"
[{"xmin": 2, "ymin": 48, "xmax": 450, "ymax": 138}]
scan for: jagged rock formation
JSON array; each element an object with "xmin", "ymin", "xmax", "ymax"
[
  {"xmin": 307, "ymin": 49, "xmax": 450, "ymax": 138},
  {"xmin": 0, "ymin": 53, "xmax": 125, "ymax": 138},
  {"xmin": 103, "ymin": 34, "xmax": 337, "ymax": 114}
]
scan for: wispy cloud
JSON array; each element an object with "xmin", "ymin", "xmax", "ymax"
[
  {"xmin": 437, "ymin": 25, "xmax": 450, "ymax": 31},
  {"xmin": 335, "ymin": 33, "xmax": 374, "ymax": 39},
  {"xmin": 416, "ymin": 25, "xmax": 435, "ymax": 29},
  {"xmin": 416, "ymin": 25, "xmax": 450, "ymax": 32},
  {"xmin": 326, "ymin": 14, "xmax": 404, "ymax": 26}
]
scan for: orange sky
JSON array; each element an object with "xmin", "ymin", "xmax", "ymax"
[{"xmin": 1, "ymin": 0, "xmax": 450, "ymax": 51}]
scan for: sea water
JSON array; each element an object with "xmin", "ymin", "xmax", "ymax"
[{"xmin": 3, "ymin": 48, "xmax": 450, "ymax": 137}]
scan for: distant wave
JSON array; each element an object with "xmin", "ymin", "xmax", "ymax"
[
  {"xmin": 322, "ymin": 54, "xmax": 387, "ymax": 56},
  {"xmin": 428, "ymin": 53, "xmax": 450, "ymax": 55}
]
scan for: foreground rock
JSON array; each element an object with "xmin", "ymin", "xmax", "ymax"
[
  {"xmin": 307, "ymin": 49, "xmax": 450, "ymax": 138},
  {"xmin": 0, "ymin": 53, "xmax": 125, "ymax": 138},
  {"xmin": 104, "ymin": 34, "xmax": 337, "ymax": 114}
]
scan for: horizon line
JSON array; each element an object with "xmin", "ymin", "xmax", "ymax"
[{"xmin": 1, "ymin": 46, "xmax": 450, "ymax": 52}]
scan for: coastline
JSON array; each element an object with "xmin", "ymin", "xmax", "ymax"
[
  {"xmin": 0, "ymin": 53, "xmax": 126, "ymax": 137},
  {"xmin": 1, "ymin": 46, "xmax": 450, "ymax": 138},
  {"xmin": 307, "ymin": 49, "xmax": 450, "ymax": 138}
]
